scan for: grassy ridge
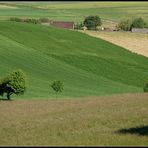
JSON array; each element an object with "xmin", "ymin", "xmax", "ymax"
[{"xmin": 0, "ymin": 21, "xmax": 148, "ymax": 99}]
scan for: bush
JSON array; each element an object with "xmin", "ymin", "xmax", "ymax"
[
  {"xmin": 116, "ymin": 17, "xmax": 147, "ymax": 31},
  {"xmin": 9, "ymin": 17, "xmax": 40, "ymax": 24},
  {"xmin": 83, "ymin": 15, "xmax": 102, "ymax": 30},
  {"xmin": 143, "ymin": 83, "xmax": 148, "ymax": 92},
  {"xmin": 74, "ymin": 22, "xmax": 84, "ymax": 30},
  {"xmin": 51, "ymin": 80, "xmax": 64, "ymax": 97},
  {"xmin": 131, "ymin": 17, "xmax": 147, "ymax": 28},
  {"xmin": 10, "ymin": 17, "xmax": 23, "ymax": 22},
  {"xmin": 24, "ymin": 18, "xmax": 40, "ymax": 24},
  {"xmin": 0, "ymin": 69, "xmax": 26, "ymax": 100},
  {"xmin": 116, "ymin": 18, "xmax": 133, "ymax": 31},
  {"xmin": 39, "ymin": 18, "xmax": 49, "ymax": 23}
]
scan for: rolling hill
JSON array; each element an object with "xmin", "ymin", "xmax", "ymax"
[{"xmin": 0, "ymin": 21, "xmax": 148, "ymax": 99}]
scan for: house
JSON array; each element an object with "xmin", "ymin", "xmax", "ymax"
[
  {"xmin": 131, "ymin": 28, "xmax": 148, "ymax": 34},
  {"xmin": 41, "ymin": 20, "xmax": 74, "ymax": 29},
  {"xmin": 81, "ymin": 26, "xmax": 87, "ymax": 31},
  {"xmin": 51, "ymin": 21, "xmax": 74, "ymax": 29}
]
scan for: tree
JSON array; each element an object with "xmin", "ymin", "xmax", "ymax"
[
  {"xmin": 0, "ymin": 69, "xmax": 26, "ymax": 100},
  {"xmin": 51, "ymin": 80, "xmax": 64, "ymax": 97},
  {"xmin": 116, "ymin": 18, "xmax": 133, "ymax": 31},
  {"xmin": 83, "ymin": 15, "xmax": 102, "ymax": 30},
  {"xmin": 143, "ymin": 83, "xmax": 148, "ymax": 92},
  {"xmin": 74, "ymin": 22, "xmax": 84, "ymax": 30},
  {"xmin": 131, "ymin": 17, "xmax": 147, "ymax": 28},
  {"xmin": 116, "ymin": 17, "xmax": 147, "ymax": 31}
]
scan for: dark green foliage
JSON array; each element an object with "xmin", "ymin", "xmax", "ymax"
[
  {"xmin": 10, "ymin": 17, "xmax": 23, "ymax": 22},
  {"xmin": 0, "ymin": 69, "xmax": 26, "ymax": 100},
  {"xmin": 143, "ymin": 83, "xmax": 148, "ymax": 92},
  {"xmin": 131, "ymin": 17, "xmax": 147, "ymax": 28},
  {"xmin": 24, "ymin": 18, "xmax": 40, "ymax": 24},
  {"xmin": 116, "ymin": 19, "xmax": 132, "ymax": 31},
  {"xmin": 39, "ymin": 18, "xmax": 49, "ymax": 23},
  {"xmin": 9, "ymin": 17, "xmax": 40, "ymax": 24},
  {"xmin": 83, "ymin": 15, "xmax": 102, "ymax": 30},
  {"xmin": 117, "ymin": 17, "xmax": 147, "ymax": 31},
  {"xmin": 74, "ymin": 22, "xmax": 84, "ymax": 29},
  {"xmin": 51, "ymin": 80, "xmax": 64, "ymax": 96}
]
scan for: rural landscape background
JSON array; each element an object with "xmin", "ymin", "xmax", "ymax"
[{"xmin": 0, "ymin": 1, "xmax": 148, "ymax": 146}]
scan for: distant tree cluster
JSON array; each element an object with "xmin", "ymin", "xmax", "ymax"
[
  {"xmin": 116, "ymin": 17, "xmax": 147, "ymax": 31},
  {"xmin": 9, "ymin": 17, "xmax": 50, "ymax": 24},
  {"xmin": 74, "ymin": 15, "xmax": 102, "ymax": 30}
]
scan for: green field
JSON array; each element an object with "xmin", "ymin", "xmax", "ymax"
[
  {"xmin": 0, "ymin": 2, "xmax": 148, "ymax": 146},
  {"xmin": 0, "ymin": 2, "xmax": 148, "ymax": 23},
  {"xmin": 0, "ymin": 21, "xmax": 148, "ymax": 99}
]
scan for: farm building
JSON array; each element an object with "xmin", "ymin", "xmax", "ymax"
[
  {"xmin": 131, "ymin": 28, "xmax": 148, "ymax": 34},
  {"xmin": 41, "ymin": 21, "xmax": 74, "ymax": 29},
  {"xmin": 51, "ymin": 21, "xmax": 74, "ymax": 29}
]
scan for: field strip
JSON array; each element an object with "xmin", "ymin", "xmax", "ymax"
[
  {"xmin": 0, "ymin": 4, "xmax": 18, "ymax": 9},
  {"xmin": 79, "ymin": 30, "xmax": 148, "ymax": 57}
]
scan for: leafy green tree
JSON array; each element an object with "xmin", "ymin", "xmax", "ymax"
[
  {"xmin": 51, "ymin": 80, "xmax": 64, "ymax": 97},
  {"xmin": 0, "ymin": 69, "xmax": 26, "ymax": 100},
  {"xmin": 83, "ymin": 15, "xmax": 102, "ymax": 30},
  {"xmin": 131, "ymin": 17, "xmax": 147, "ymax": 28}
]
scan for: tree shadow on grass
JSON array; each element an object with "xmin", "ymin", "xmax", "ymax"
[
  {"xmin": 116, "ymin": 125, "xmax": 148, "ymax": 136},
  {"xmin": 0, "ymin": 98, "xmax": 13, "ymax": 101}
]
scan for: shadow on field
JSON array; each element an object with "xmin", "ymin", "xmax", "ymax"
[
  {"xmin": 0, "ymin": 98, "xmax": 13, "ymax": 101},
  {"xmin": 116, "ymin": 125, "xmax": 148, "ymax": 136}
]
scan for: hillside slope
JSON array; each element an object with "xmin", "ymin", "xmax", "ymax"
[{"xmin": 0, "ymin": 21, "xmax": 148, "ymax": 99}]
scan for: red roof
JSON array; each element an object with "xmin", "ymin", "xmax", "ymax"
[{"xmin": 51, "ymin": 21, "xmax": 74, "ymax": 29}]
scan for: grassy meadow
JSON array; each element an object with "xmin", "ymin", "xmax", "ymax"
[{"xmin": 0, "ymin": 93, "xmax": 148, "ymax": 146}]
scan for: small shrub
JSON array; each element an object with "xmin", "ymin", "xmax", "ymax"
[
  {"xmin": 116, "ymin": 18, "xmax": 132, "ymax": 31},
  {"xmin": 39, "ymin": 18, "xmax": 49, "ymax": 23},
  {"xmin": 74, "ymin": 22, "xmax": 84, "ymax": 30},
  {"xmin": 10, "ymin": 17, "xmax": 23, "ymax": 22},
  {"xmin": 51, "ymin": 80, "xmax": 64, "ymax": 97},
  {"xmin": 143, "ymin": 83, "xmax": 148, "ymax": 92}
]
